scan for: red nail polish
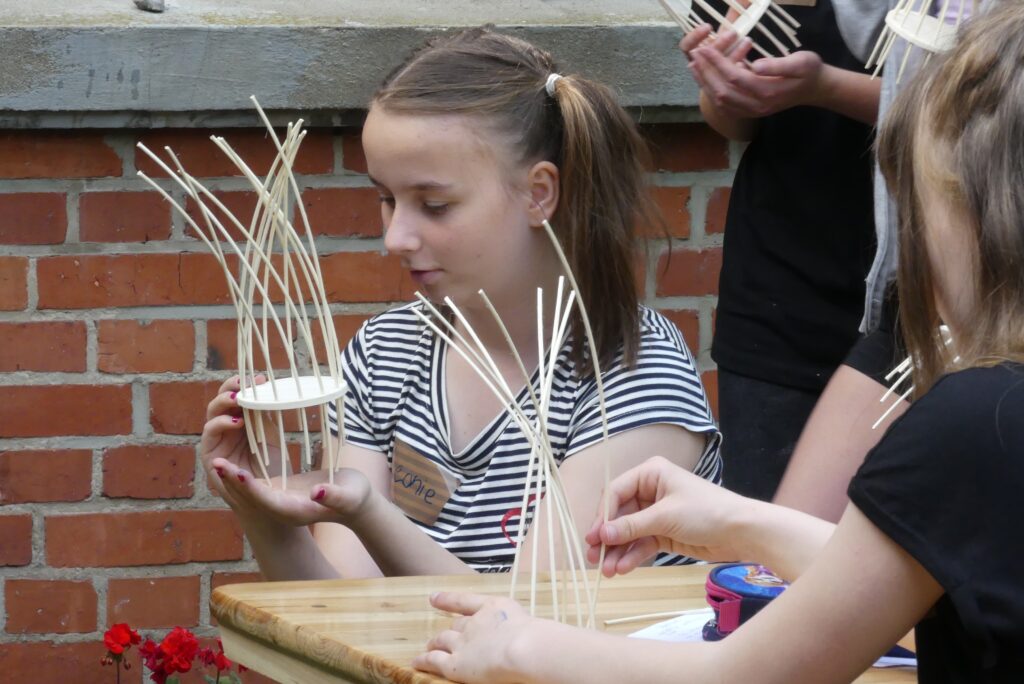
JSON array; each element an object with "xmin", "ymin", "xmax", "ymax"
[
  {"xmin": 231, "ymin": 416, "xmax": 241, "ymax": 424},
  {"xmin": 237, "ymin": 472, "xmax": 247, "ymax": 483},
  {"xmin": 214, "ymin": 466, "xmax": 225, "ymax": 477},
  {"xmin": 313, "ymin": 488, "xmax": 326, "ymax": 501},
  {"xmin": 230, "ymin": 391, "xmax": 238, "ymax": 400}
]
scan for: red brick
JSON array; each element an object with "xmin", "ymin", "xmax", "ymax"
[
  {"xmin": 0, "ymin": 321, "xmax": 87, "ymax": 372},
  {"xmin": 137, "ymin": 128, "xmax": 333, "ymax": 178},
  {"xmin": 320, "ymin": 252, "xmax": 415, "ymax": 303},
  {"xmin": 705, "ymin": 187, "xmax": 731, "ymax": 234},
  {"xmin": 107, "ymin": 576, "xmax": 200, "ymax": 628},
  {"xmin": 0, "ymin": 515, "xmax": 32, "ymax": 566},
  {"xmin": 211, "ymin": 571, "xmax": 263, "ymax": 591},
  {"xmin": 79, "ymin": 191, "xmax": 172, "ymax": 242},
  {"xmin": 646, "ymin": 186, "xmax": 691, "ymax": 239},
  {"xmin": 0, "ymin": 131, "xmax": 121, "ymax": 179},
  {"xmin": 0, "ymin": 385, "xmax": 132, "ymax": 437},
  {"xmin": 643, "ymin": 123, "xmax": 729, "ymax": 172},
  {"xmin": 655, "ymin": 248, "xmax": 723, "ymax": 297},
  {"xmin": 207, "ymin": 313, "xmax": 372, "ymax": 372},
  {"xmin": 0, "ymin": 641, "xmax": 140, "ymax": 684},
  {"xmin": 0, "ymin": 193, "xmax": 67, "ymax": 244},
  {"xmin": 0, "ymin": 256, "xmax": 28, "ymax": 310},
  {"xmin": 150, "ymin": 380, "xmax": 223, "ymax": 435},
  {"xmin": 102, "ymin": 445, "xmax": 195, "ymax": 499},
  {"xmin": 97, "ymin": 320, "xmax": 194, "ymax": 373},
  {"xmin": 184, "ymin": 190, "xmax": 260, "ymax": 242},
  {"xmin": 205, "ymin": 318, "xmax": 297, "ymax": 372},
  {"xmin": 45, "ymin": 510, "xmax": 244, "ymax": 567},
  {"xmin": 5, "ymin": 579, "xmax": 97, "ymax": 634},
  {"xmin": 341, "ymin": 130, "xmax": 367, "ymax": 173},
  {"xmin": 298, "ymin": 187, "xmax": 383, "ymax": 237},
  {"xmin": 660, "ymin": 309, "xmax": 700, "ymax": 352},
  {"xmin": 37, "ymin": 254, "xmax": 232, "ymax": 309},
  {"xmin": 702, "ymin": 369, "xmax": 719, "ymax": 420},
  {"xmin": 210, "ymin": 571, "xmax": 264, "ymax": 626},
  {"xmin": 0, "ymin": 450, "xmax": 92, "ymax": 503}
]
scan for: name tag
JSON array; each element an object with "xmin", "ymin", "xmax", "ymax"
[{"xmin": 390, "ymin": 439, "xmax": 459, "ymax": 526}]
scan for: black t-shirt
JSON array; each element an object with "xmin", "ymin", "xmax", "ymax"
[
  {"xmin": 843, "ymin": 291, "xmax": 904, "ymax": 386},
  {"xmin": 711, "ymin": 0, "xmax": 877, "ymax": 391},
  {"xmin": 848, "ymin": 363, "xmax": 1024, "ymax": 683}
]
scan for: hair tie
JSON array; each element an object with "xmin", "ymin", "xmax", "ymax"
[{"xmin": 545, "ymin": 73, "xmax": 563, "ymax": 97}]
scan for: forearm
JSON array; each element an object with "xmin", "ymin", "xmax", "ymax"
[
  {"xmin": 806, "ymin": 64, "xmax": 880, "ymax": 124},
  {"xmin": 515, "ymin": 621, "xmax": 720, "ymax": 684},
  {"xmin": 699, "ymin": 91, "xmax": 757, "ymax": 141},
  {"xmin": 347, "ymin": 492, "xmax": 474, "ymax": 576},
  {"xmin": 241, "ymin": 516, "xmax": 342, "ymax": 581},
  {"xmin": 730, "ymin": 498, "xmax": 836, "ymax": 582}
]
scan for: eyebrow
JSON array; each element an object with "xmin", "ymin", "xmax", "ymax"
[{"xmin": 367, "ymin": 174, "xmax": 454, "ymax": 192}]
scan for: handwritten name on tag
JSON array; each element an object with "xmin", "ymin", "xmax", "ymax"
[{"xmin": 390, "ymin": 439, "xmax": 459, "ymax": 526}]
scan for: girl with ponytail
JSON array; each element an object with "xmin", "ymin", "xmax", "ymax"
[{"xmin": 199, "ymin": 27, "xmax": 723, "ymax": 579}]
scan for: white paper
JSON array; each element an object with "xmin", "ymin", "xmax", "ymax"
[{"xmin": 628, "ymin": 611, "xmax": 917, "ymax": 669}]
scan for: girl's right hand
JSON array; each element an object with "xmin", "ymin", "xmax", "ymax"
[
  {"xmin": 200, "ymin": 374, "xmax": 282, "ymax": 506},
  {"xmin": 585, "ymin": 456, "xmax": 758, "ymax": 576}
]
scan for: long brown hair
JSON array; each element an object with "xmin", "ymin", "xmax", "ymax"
[
  {"xmin": 877, "ymin": 0, "xmax": 1024, "ymax": 396},
  {"xmin": 372, "ymin": 27, "xmax": 662, "ymax": 367}
]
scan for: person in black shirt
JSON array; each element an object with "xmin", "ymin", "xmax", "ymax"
[
  {"xmin": 681, "ymin": 0, "xmax": 880, "ymax": 502},
  {"xmin": 412, "ymin": 4, "xmax": 1024, "ymax": 682}
]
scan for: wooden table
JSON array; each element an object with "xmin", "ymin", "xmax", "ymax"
[{"xmin": 211, "ymin": 566, "xmax": 916, "ymax": 684}]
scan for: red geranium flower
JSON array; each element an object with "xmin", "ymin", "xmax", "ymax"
[{"xmin": 104, "ymin": 623, "xmax": 141, "ymax": 656}]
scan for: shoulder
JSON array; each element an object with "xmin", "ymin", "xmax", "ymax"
[
  {"xmin": 859, "ymin": 363, "xmax": 1024, "ymax": 477},
  {"xmin": 634, "ymin": 307, "xmax": 696, "ymax": 360},
  {"xmin": 349, "ymin": 302, "xmax": 430, "ymax": 351},
  {"xmin": 903, "ymin": 363, "xmax": 1024, "ymax": 440}
]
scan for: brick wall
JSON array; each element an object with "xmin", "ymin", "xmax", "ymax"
[{"xmin": 0, "ymin": 122, "xmax": 735, "ymax": 682}]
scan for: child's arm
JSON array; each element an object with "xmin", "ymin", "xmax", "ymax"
[
  {"xmin": 416, "ymin": 503, "xmax": 941, "ymax": 684},
  {"xmin": 774, "ymin": 364, "xmax": 910, "ymax": 523},
  {"xmin": 586, "ymin": 456, "xmax": 834, "ymax": 582}
]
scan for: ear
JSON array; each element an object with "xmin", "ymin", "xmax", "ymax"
[{"xmin": 525, "ymin": 160, "xmax": 559, "ymax": 226}]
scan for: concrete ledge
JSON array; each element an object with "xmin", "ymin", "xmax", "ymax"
[{"xmin": 0, "ymin": 1, "xmax": 699, "ymax": 128}]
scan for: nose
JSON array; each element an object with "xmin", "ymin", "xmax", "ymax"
[{"xmin": 382, "ymin": 204, "xmax": 421, "ymax": 256}]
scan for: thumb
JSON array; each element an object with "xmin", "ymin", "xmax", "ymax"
[
  {"xmin": 751, "ymin": 52, "xmax": 816, "ymax": 77},
  {"xmin": 601, "ymin": 506, "xmax": 663, "ymax": 546}
]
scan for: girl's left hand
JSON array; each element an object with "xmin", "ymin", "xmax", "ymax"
[
  {"xmin": 413, "ymin": 592, "xmax": 534, "ymax": 684},
  {"xmin": 212, "ymin": 459, "xmax": 378, "ymax": 527}
]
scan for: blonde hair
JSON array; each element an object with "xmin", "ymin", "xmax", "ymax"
[
  {"xmin": 372, "ymin": 27, "xmax": 663, "ymax": 368},
  {"xmin": 877, "ymin": 0, "xmax": 1024, "ymax": 395}
]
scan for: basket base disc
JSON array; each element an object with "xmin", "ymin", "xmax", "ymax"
[{"xmin": 236, "ymin": 376, "xmax": 346, "ymax": 411}]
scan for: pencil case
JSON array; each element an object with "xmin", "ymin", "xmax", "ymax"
[{"xmin": 702, "ymin": 563, "xmax": 788, "ymax": 641}]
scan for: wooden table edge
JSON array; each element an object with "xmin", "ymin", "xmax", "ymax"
[{"xmin": 212, "ymin": 584, "xmax": 447, "ymax": 684}]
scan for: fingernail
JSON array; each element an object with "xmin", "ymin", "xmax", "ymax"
[
  {"xmin": 313, "ymin": 487, "xmax": 326, "ymax": 501},
  {"xmin": 604, "ymin": 526, "xmax": 619, "ymax": 544},
  {"xmin": 429, "ymin": 592, "xmax": 439, "ymax": 601},
  {"xmin": 214, "ymin": 466, "xmax": 225, "ymax": 478},
  {"xmin": 230, "ymin": 391, "xmax": 237, "ymax": 400},
  {"xmin": 231, "ymin": 416, "xmax": 241, "ymax": 424},
  {"xmin": 237, "ymin": 471, "xmax": 247, "ymax": 483}
]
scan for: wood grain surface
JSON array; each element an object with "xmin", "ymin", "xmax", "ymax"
[{"xmin": 211, "ymin": 565, "xmax": 916, "ymax": 684}]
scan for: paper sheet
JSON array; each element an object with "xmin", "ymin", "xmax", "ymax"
[{"xmin": 628, "ymin": 610, "xmax": 917, "ymax": 669}]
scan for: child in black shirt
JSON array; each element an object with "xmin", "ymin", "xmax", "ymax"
[{"xmin": 412, "ymin": 3, "xmax": 1024, "ymax": 682}]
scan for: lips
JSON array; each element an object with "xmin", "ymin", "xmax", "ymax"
[{"xmin": 410, "ymin": 269, "xmax": 443, "ymax": 285}]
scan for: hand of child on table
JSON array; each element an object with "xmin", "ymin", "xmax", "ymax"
[
  {"xmin": 413, "ymin": 591, "xmax": 539, "ymax": 684},
  {"xmin": 586, "ymin": 455, "xmax": 755, "ymax": 576},
  {"xmin": 683, "ymin": 23, "xmax": 824, "ymax": 119}
]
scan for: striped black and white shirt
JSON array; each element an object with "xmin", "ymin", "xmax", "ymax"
[{"xmin": 329, "ymin": 303, "xmax": 722, "ymax": 572}]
